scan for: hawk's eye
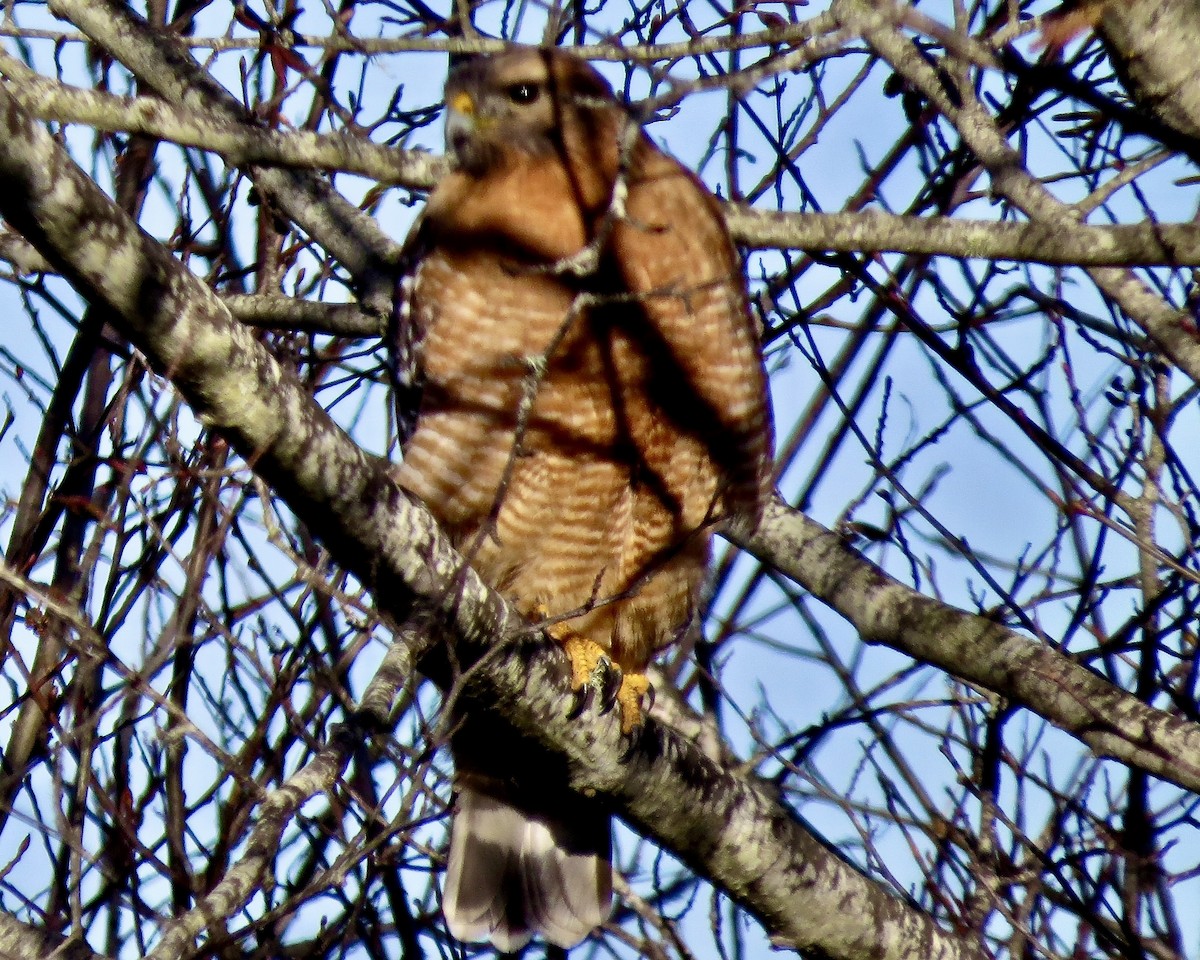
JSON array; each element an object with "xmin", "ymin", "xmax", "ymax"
[{"xmin": 505, "ymin": 82, "xmax": 540, "ymax": 105}]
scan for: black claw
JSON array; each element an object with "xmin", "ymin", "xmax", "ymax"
[
  {"xmin": 618, "ymin": 723, "xmax": 645, "ymax": 763},
  {"xmin": 643, "ymin": 681, "xmax": 656, "ymax": 714},
  {"xmin": 596, "ymin": 660, "xmax": 622, "ymax": 714},
  {"xmin": 566, "ymin": 682, "xmax": 593, "ymax": 721}
]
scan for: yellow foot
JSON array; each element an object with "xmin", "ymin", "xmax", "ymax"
[
  {"xmin": 556, "ymin": 627, "xmax": 613, "ymax": 692},
  {"xmin": 533, "ymin": 604, "xmax": 608, "ymax": 686},
  {"xmin": 533, "ymin": 604, "xmax": 649, "ymax": 731},
  {"xmin": 614, "ymin": 672, "xmax": 651, "ymax": 735}
]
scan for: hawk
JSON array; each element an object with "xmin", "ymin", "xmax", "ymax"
[{"xmin": 392, "ymin": 46, "xmax": 773, "ymax": 950}]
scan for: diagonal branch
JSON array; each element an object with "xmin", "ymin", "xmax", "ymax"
[
  {"xmin": 737, "ymin": 499, "xmax": 1200, "ymax": 796},
  {"xmin": 0, "ymin": 76, "xmax": 984, "ymax": 960},
  {"xmin": 0, "ymin": 47, "xmax": 443, "ymax": 190}
]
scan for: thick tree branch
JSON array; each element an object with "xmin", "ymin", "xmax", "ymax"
[
  {"xmin": 0, "ymin": 77, "xmax": 983, "ymax": 960},
  {"xmin": 0, "ymin": 48, "xmax": 443, "ymax": 191},
  {"xmin": 1098, "ymin": 0, "xmax": 1200, "ymax": 142},
  {"xmin": 0, "ymin": 912, "xmax": 100, "ymax": 960},
  {"xmin": 738, "ymin": 499, "xmax": 1200, "ymax": 795},
  {"xmin": 726, "ymin": 207, "xmax": 1200, "ymax": 267}
]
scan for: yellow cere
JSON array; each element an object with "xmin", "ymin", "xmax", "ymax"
[{"xmin": 450, "ymin": 91, "xmax": 475, "ymax": 115}]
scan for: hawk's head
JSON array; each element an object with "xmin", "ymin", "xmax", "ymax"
[{"xmin": 443, "ymin": 47, "xmax": 618, "ymax": 177}]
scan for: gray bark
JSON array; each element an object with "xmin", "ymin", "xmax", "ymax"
[{"xmin": 0, "ymin": 74, "xmax": 986, "ymax": 960}]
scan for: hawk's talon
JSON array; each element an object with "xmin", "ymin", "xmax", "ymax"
[
  {"xmin": 537, "ymin": 607, "xmax": 622, "ymax": 719},
  {"xmin": 595, "ymin": 659, "xmax": 623, "ymax": 715},
  {"xmin": 613, "ymin": 673, "xmax": 650, "ymax": 734},
  {"xmin": 566, "ymin": 681, "xmax": 594, "ymax": 721},
  {"xmin": 618, "ymin": 723, "xmax": 645, "ymax": 764}
]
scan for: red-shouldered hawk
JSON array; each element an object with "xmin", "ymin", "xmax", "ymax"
[{"xmin": 393, "ymin": 46, "xmax": 773, "ymax": 951}]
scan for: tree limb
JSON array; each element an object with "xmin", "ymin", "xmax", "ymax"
[
  {"xmin": 46, "ymin": 0, "xmax": 402, "ymax": 319},
  {"xmin": 0, "ymin": 74, "xmax": 985, "ymax": 960},
  {"xmin": 738, "ymin": 499, "xmax": 1200, "ymax": 797}
]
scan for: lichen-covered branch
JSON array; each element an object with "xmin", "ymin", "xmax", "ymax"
[
  {"xmin": 1098, "ymin": 0, "xmax": 1200, "ymax": 142},
  {"xmin": 739, "ymin": 499, "xmax": 1200, "ymax": 795},
  {"xmin": 0, "ymin": 47, "xmax": 443, "ymax": 190},
  {"xmin": 0, "ymin": 75, "xmax": 984, "ymax": 960},
  {"xmin": 726, "ymin": 206, "xmax": 1200, "ymax": 267},
  {"xmin": 0, "ymin": 912, "xmax": 100, "ymax": 960}
]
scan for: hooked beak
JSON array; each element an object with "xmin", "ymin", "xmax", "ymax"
[{"xmin": 445, "ymin": 90, "xmax": 476, "ymax": 162}]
